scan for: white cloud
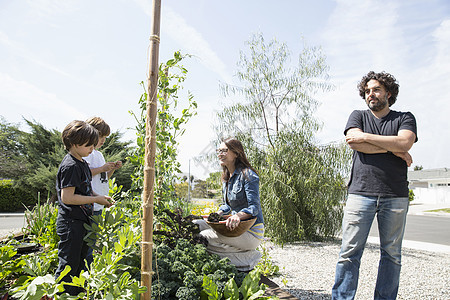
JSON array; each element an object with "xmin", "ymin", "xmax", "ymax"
[
  {"xmin": 316, "ymin": 0, "xmax": 450, "ymax": 169},
  {"xmin": 161, "ymin": 7, "xmax": 232, "ymax": 82},
  {"xmin": 0, "ymin": 31, "xmax": 71, "ymax": 77},
  {"xmin": 133, "ymin": 1, "xmax": 232, "ymax": 83},
  {"xmin": 406, "ymin": 18, "xmax": 450, "ymax": 168},
  {"xmin": 0, "ymin": 73, "xmax": 86, "ymax": 130},
  {"xmin": 322, "ymin": 0, "xmax": 406, "ymax": 75},
  {"xmin": 25, "ymin": 0, "xmax": 79, "ymax": 18},
  {"xmin": 432, "ymin": 19, "xmax": 450, "ymax": 73}
]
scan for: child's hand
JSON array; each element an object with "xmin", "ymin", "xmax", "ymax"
[
  {"xmin": 114, "ymin": 161, "xmax": 122, "ymax": 169},
  {"xmin": 97, "ymin": 195, "xmax": 114, "ymax": 207},
  {"xmin": 103, "ymin": 162, "xmax": 116, "ymax": 172}
]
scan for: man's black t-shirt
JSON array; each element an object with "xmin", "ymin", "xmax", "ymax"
[
  {"xmin": 56, "ymin": 153, "xmax": 94, "ymax": 222},
  {"xmin": 345, "ymin": 109, "xmax": 418, "ymax": 197}
]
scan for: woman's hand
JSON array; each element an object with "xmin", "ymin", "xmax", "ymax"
[{"xmin": 226, "ymin": 214, "xmax": 241, "ymax": 231}]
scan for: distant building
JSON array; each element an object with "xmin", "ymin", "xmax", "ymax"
[{"xmin": 408, "ymin": 168, "xmax": 450, "ymax": 204}]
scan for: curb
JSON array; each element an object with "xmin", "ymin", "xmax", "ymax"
[
  {"xmin": 366, "ymin": 236, "xmax": 450, "ymax": 254},
  {"xmin": 411, "ymin": 212, "xmax": 450, "ymax": 218},
  {"xmin": 0, "ymin": 213, "xmax": 25, "ymax": 218}
]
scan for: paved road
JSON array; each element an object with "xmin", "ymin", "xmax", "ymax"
[
  {"xmin": 0, "ymin": 215, "xmax": 26, "ymax": 230},
  {"xmin": 2, "ymin": 213, "xmax": 450, "ymax": 246},
  {"xmin": 369, "ymin": 214, "xmax": 450, "ymax": 246}
]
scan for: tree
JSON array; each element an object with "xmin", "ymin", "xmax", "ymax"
[
  {"xmin": 216, "ymin": 33, "xmax": 351, "ymax": 243},
  {"xmin": 205, "ymin": 171, "xmax": 222, "ymax": 199},
  {"xmin": 191, "ymin": 179, "xmax": 207, "ymax": 198},
  {"xmin": 174, "ymin": 181, "xmax": 189, "ymax": 199},
  {"xmin": 0, "ymin": 117, "xmax": 28, "ymax": 179},
  {"xmin": 206, "ymin": 171, "xmax": 221, "ymax": 190},
  {"xmin": 18, "ymin": 119, "xmax": 67, "ymax": 202},
  {"xmin": 0, "ymin": 117, "xmax": 134, "ymax": 205},
  {"xmin": 414, "ymin": 165, "xmax": 423, "ymax": 171}
]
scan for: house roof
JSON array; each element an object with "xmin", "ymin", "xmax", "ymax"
[{"xmin": 408, "ymin": 168, "xmax": 450, "ymax": 181}]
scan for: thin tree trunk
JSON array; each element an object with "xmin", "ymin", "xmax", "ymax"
[{"xmin": 141, "ymin": 0, "xmax": 161, "ymax": 298}]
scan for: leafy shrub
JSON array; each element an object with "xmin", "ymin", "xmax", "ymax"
[
  {"xmin": 84, "ymin": 202, "xmax": 142, "ymax": 276},
  {"xmin": 23, "ymin": 195, "xmax": 59, "ymax": 249},
  {"xmin": 409, "ymin": 189, "xmax": 415, "ymax": 202},
  {"xmin": 152, "ymin": 238, "xmax": 245, "ymax": 299},
  {"xmin": 255, "ymin": 241, "xmax": 280, "ymax": 277},
  {"xmin": 0, "ymin": 180, "xmax": 34, "ymax": 212},
  {"xmin": 201, "ymin": 269, "xmax": 279, "ymax": 300},
  {"xmin": 0, "ymin": 242, "xmax": 21, "ymax": 294},
  {"xmin": 153, "ymin": 208, "xmax": 207, "ymax": 248}
]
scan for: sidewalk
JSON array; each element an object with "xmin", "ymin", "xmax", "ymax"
[{"xmin": 407, "ymin": 202, "xmax": 450, "ymax": 217}]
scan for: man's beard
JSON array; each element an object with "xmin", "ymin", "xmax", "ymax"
[{"xmin": 368, "ymin": 95, "xmax": 388, "ymax": 112}]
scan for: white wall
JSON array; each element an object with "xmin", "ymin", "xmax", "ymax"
[{"xmin": 412, "ymin": 187, "xmax": 450, "ymax": 204}]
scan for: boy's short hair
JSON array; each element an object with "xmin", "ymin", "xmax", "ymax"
[
  {"xmin": 62, "ymin": 120, "xmax": 99, "ymax": 151},
  {"xmin": 85, "ymin": 117, "xmax": 111, "ymax": 137}
]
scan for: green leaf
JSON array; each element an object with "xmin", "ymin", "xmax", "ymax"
[
  {"xmin": 223, "ymin": 277, "xmax": 239, "ymax": 300},
  {"xmin": 240, "ymin": 270, "xmax": 262, "ymax": 300},
  {"xmin": 56, "ymin": 265, "xmax": 71, "ymax": 283},
  {"xmin": 202, "ymin": 275, "xmax": 221, "ymax": 300}
]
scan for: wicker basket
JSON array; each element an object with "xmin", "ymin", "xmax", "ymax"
[{"xmin": 206, "ymin": 217, "xmax": 256, "ymax": 237}]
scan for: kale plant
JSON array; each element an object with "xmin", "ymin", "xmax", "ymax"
[
  {"xmin": 153, "ymin": 208, "xmax": 207, "ymax": 248},
  {"xmin": 152, "ymin": 238, "xmax": 245, "ymax": 299}
]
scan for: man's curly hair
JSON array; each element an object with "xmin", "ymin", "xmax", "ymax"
[{"xmin": 357, "ymin": 71, "xmax": 399, "ymax": 106}]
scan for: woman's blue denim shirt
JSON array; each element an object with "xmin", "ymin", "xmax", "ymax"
[{"xmin": 219, "ymin": 168, "xmax": 264, "ymax": 227}]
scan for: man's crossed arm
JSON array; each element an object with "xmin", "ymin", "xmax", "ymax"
[{"xmin": 345, "ymin": 128, "xmax": 416, "ymax": 167}]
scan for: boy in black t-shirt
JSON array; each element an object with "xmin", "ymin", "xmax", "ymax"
[{"xmin": 55, "ymin": 120, "xmax": 113, "ymax": 296}]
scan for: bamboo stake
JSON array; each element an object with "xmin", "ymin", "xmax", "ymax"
[{"xmin": 141, "ymin": 0, "xmax": 161, "ymax": 298}]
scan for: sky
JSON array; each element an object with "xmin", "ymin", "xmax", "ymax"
[{"xmin": 1, "ymin": 0, "xmax": 449, "ymax": 179}]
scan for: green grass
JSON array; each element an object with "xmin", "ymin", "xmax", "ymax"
[{"xmin": 425, "ymin": 208, "xmax": 450, "ymax": 213}]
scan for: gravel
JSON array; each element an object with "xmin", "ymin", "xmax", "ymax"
[{"xmin": 264, "ymin": 240, "xmax": 450, "ymax": 299}]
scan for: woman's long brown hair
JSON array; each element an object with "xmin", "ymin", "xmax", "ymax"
[{"xmin": 221, "ymin": 137, "xmax": 257, "ymax": 182}]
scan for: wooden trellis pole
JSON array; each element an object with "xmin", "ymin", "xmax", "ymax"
[{"xmin": 141, "ymin": 0, "xmax": 161, "ymax": 298}]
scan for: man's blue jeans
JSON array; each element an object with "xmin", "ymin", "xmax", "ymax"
[{"xmin": 332, "ymin": 194, "xmax": 409, "ymax": 300}]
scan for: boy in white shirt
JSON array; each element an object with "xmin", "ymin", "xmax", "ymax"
[{"xmin": 84, "ymin": 117, "xmax": 122, "ymax": 263}]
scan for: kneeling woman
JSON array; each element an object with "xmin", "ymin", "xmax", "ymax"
[{"xmin": 195, "ymin": 137, "xmax": 264, "ymax": 271}]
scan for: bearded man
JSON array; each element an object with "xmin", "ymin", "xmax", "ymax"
[{"xmin": 332, "ymin": 71, "xmax": 418, "ymax": 300}]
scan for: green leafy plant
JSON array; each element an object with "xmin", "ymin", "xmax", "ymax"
[
  {"xmin": 20, "ymin": 250, "xmax": 58, "ymax": 278},
  {"xmin": 255, "ymin": 241, "xmax": 279, "ymax": 277},
  {"xmin": 201, "ymin": 269, "xmax": 279, "ymax": 300},
  {"xmin": 67, "ymin": 229, "xmax": 145, "ymax": 300},
  {"xmin": 84, "ymin": 204, "xmax": 141, "ymax": 258},
  {"xmin": 127, "ymin": 51, "xmax": 197, "ymax": 213},
  {"xmin": 152, "ymin": 238, "xmax": 244, "ymax": 300},
  {"xmin": 0, "ymin": 242, "xmax": 23, "ymax": 294},
  {"xmin": 108, "ymin": 177, "xmax": 123, "ymax": 200},
  {"xmin": 408, "ymin": 189, "xmax": 415, "ymax": 202},
  {"xmin": 10, "ymin": 266, "xmax": 71, "ymax": 300},
  {"xmin": 23, "ymin": 193, "xmax": 59, "ymax": 249},
  {"xmin": 153, "ymin": 208, "xmax": 207, "ymax": 248},
  {"xmin": 0, "ymin": 179, "xmax": 34, "ymax": 212}
]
